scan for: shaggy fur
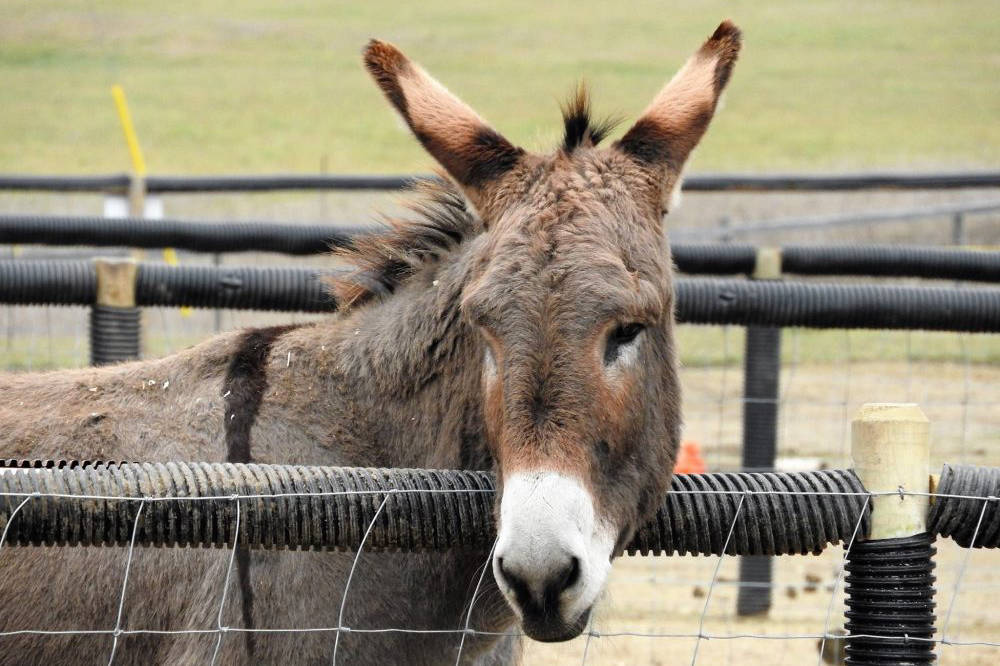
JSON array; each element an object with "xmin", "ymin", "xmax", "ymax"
[
  {"xmin": 326, "ymin": 179, "xmax": 480, "ymax": 311},
  {"xmin": 0, "ymin": 20, "xmax": 740, "ymax": 665}
]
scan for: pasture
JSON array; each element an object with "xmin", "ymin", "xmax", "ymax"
[{"xmin": 1, "ymin": 1, "xmax": 998, "ymax": 174}]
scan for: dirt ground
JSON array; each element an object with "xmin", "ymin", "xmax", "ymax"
[{"xmin": 523, "ymin": 538, "xmax": 1000, "ymax": 665}]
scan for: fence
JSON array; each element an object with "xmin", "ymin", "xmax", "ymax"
[
  {"xmin": 2, "ymin": 248, "xmax": 998, "ymax": 623},
  {"xmin": 0, "ymin": 404, "xmax": 996, "ymax": 664},
  {"xmin": 2, "ymin": 170, "xmax": 999, "ymax": 194},
  {"xmin": 2, "ymin": 170, "xmax": 999, "ymax": 656},
  {"xmin": 0, "ymin": 257, "xmax": 997, "ymax": 335},
  {"xmin": 674, "ymin": 200, "xmax": 1000, "ymax": 242},
  {"xmin": 2, "ymin": 214, "xmax": 1000, "ymax": 281}
]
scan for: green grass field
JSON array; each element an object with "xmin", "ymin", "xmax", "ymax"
[{"xmin": 1, "ymin": 1, "xmax": 997, "ymax": 175}]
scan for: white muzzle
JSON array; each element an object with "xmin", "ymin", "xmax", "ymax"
[{"xmin": 492, "ymin": 470, "xmax": 616, "ymax": 640}]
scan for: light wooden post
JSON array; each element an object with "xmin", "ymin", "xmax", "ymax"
[
  {"xmin": 127, "ymin": 174, "xmax": 147, "ymax": 219},
  {"xmin": 95, "ymin": 258, "xmax": 137, "ymax": 310},
  {"xmin": 851, "ymin": 403, "xmax": 930, "ymax": 539},
  {"xmin": 844, "ymin": 402, "xmax": 936, "ymax": 664},
  {"xmin": 91, "ymin": 258, "xmax": 140, "ymax": 366}
]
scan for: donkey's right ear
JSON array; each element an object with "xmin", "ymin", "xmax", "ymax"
[{"xmin": 363, "ymin": 40, "xmax": 524, "ymax": 207}]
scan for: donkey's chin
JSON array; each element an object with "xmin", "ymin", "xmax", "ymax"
[{"xmin": 520, "ymin": 606, "xmax": 592, "ymax": 643}]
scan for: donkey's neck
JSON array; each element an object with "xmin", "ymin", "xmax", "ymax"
[{"xmin": 265, "ymin": 242, "xmax": 488, "ymax": 471}]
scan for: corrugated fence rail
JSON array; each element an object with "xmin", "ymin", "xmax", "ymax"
[
  {"xmin": 0, "ymin": 462, "xmax": 995, "ymax": 554},
  {"xmin": 3, "ymin": 214, "xmax": 1000, "ymax": 283},
  {"xmin": 1, "ymin": 170, "xmax": 999, "ymax": 193},
  {"xmin": 0, "ymin": 261, "xmax": 998, "ymax": 331}
]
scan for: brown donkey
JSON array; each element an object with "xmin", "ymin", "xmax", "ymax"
[{"xmin": 0, "ymin": 21, "xmax": 740, "ymax": 664}]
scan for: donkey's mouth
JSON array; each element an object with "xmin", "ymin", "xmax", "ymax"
[{"xmin": 520, "ymin": 606, "xmax": 591, "ymax": 643}]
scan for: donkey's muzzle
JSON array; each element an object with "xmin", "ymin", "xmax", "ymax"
[
  {"xmin": 495, "ymin": 548, "xmax": 590, "ymax": 641},
  {"xmin": 492, "ymin": 470, "xmax": 616, "ymax": 642}
]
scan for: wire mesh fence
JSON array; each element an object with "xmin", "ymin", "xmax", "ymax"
[
  {"xmin": 0, "ymin": 464, "xmax": 996, "ymax": 664},
  {"xmin": 1, "ymin": 273, "xmax": 998, "ymax": 663},
  {"xmin": 1, "ymin": 184, "xmax": 999, "ymax": 664}
]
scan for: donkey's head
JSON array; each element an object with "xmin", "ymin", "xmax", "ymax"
[{"xmin": 363, "ymin": 22, "xmax": 740, "ymax": 641}]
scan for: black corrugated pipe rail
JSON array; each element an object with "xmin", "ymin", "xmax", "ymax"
[
  {"xmin": 0, "ymin": 462, "xmax": 997, "ymax": 554},
  {"xmin": 4, "ymin": 213, "xmax": 1000, "ymax": 282},
  {"xmin": 0, "ymin": 214, "xmax": 369, "ymax": 255},
  {"xmin": 89, "ymin": 305, "xmax": 140, "ymax": 366},
  {"xmin": 843, "ymin": 532, "xmax": 937, "ymax": 664},
  {"xmin": 928, "ymin": 464, "xmax": 1000, "ymax": 548},
  {"xmin": 0, "ymin": 463, "xmax": 870, "ymax": 555},
  {"xmin": 677, "ymin": 279, "xmax": 1000, "ymax": 332},
  {"xmin": 779, "ymin": 245, "xmax": 1000, "ymax": 283},
  {"xmin": 1, "ymin": 261, "xmax": 998, "ymax": 332},
  {"xmin": 2, "ymin": 170, "xmax": 999, "ymax": 193}
]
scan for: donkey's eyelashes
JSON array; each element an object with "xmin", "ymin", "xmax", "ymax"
[{"xmin": 603, "ymin": 323, "xmax": 645, "ymax": 366}]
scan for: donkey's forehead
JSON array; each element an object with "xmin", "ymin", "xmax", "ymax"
[
  {"xmin": 484, "ymin": 152, "xmax": 666, "ymax": 269},
  {"xmin": 466, "ymin": 219, "xmax": 666, "ymax": 329},
  {"xmin": 511, "ymin": 150, "xmax": 658, "ymax": 225}
]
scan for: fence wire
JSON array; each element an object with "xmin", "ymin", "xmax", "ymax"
[{"xmin": 0, "ymin": 484, "xmax": 995, "ymax": 664}]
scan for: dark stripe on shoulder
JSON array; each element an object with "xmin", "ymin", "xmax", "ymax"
[
  {"xmin": 235, "ymin": 548, "xmax": 256, "ymax": 657},
  {"xmin": 223, "ymin": 324, "xmax": 298, "ymax": 463},
  {"xmin": 221, "ymin": 323, "xmax": 298, "ymax": 658}
]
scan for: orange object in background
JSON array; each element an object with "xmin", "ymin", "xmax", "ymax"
[{"xmin": 674, "ymin": 440, "xmax": 706, "ymax": 474}]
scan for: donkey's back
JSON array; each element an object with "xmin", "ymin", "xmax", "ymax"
[{"xmin": 0, "ymin": 327, "xmax": 509, "ymax": 665}]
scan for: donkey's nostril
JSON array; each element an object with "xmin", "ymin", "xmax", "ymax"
[
  {"xmin": 496, "ymin": 555, "xmax": 533, "ymax": 607},
  {"xmin": 563, "ymin": 557, "xmax": 581, "ymax": 590},
  {"xmin": 549, "ymin": 556, "xmax": 581, "ymax": 597}
]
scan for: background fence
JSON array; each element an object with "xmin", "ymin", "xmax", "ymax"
[{"xmin": 1, "ymin": 170, "xmax": 999, "ymax": 664}]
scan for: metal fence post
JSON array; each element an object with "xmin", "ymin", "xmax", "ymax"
[
  {"xmin": 737, "ymin": 247, "xmax": 782, "ymax": 616},
  {"xmin": 91, "ymin": 258, "xmax": 141, "ymax": 366},
  {"xmin": 846, "ymin": 403, "xmax": 934, "ymax": 664},
  {"xmin": 952, "ymin": 213, "xmax": 965, "ymax": 246}
]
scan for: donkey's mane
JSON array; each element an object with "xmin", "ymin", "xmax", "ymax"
[{"xmin": 325, "ymin": 177, "xmax": 481, "ymax": 311}]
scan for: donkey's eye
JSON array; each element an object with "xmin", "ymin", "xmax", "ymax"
[{"xmin": 604, "ymin": 323, "xmax": 645, "ymax": 366}]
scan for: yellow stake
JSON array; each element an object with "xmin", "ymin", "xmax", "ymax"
[
  {"xmin": 111, "ymin": 84, "xmax": 147, "ymax": 177},
  {"xmin": 111, "ymin": 85, "xmax": 191, "ymax": 317}
]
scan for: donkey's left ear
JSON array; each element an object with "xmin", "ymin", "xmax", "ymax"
[
  {"xmin": 363, "ymin": 40, "xmax": 524, "ymax": 208},
  {"xmin": 614, "ymin": 21, "xmax": 741, "ymax": 183}
]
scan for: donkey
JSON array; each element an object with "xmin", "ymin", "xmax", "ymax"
[{"xmin": 0, "ymin": 21, "xmax": 740, "ymax": 665}]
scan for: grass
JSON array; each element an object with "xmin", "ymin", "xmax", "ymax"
[{"xmin": 0, "ymin": 1, "xmax": 997, "ymax": 175}]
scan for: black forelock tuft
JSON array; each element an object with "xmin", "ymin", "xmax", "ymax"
[{"xmin": 561, "ymin": 83, "xmax": 619, "ymax": 153}]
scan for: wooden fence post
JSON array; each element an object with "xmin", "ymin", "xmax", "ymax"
[
  {"xmin": 845, "ymin": 403, "xmax": 935, "ymax": 664},
  {"xmin": 91, "ymin": 258, "xmax": 140, "ymax": 366}
]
